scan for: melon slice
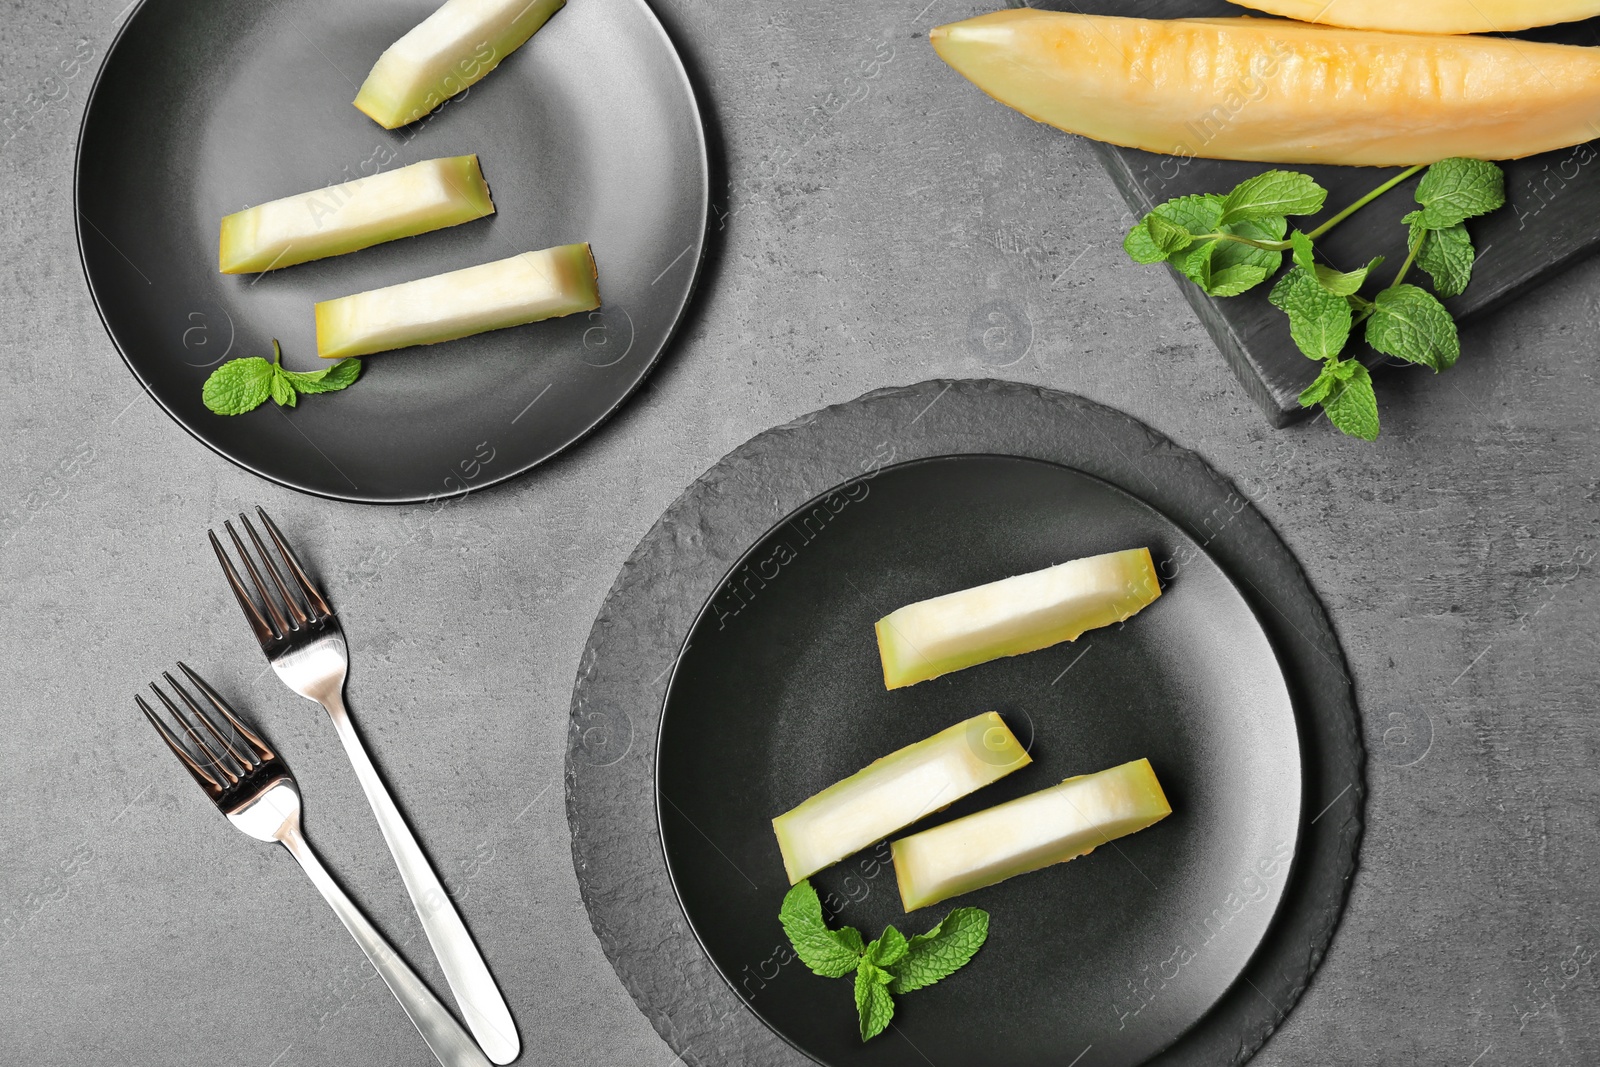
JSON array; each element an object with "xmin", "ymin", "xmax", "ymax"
[
  {"xmin": 876, "ymin": 548, "xmax": 1160, "ymax": 690},
  {"xmin": 892, "ymin": 758, "xmax": 1172, "ymax": 911},
  {"xmin": 314, "ymin": 243, "xmax": 599, "ymax": 358},
  {"xmin": 1231, "ymin": 0, "xmax": 1600, "ymax": 34},
  {"xmin": 771, "ymin": 712, "xmax": 1031, "ymax": 884},
  {"xmin": 354, "ymin": 0, "xmax": 566, "ymax": 129},
  {"xmin": 929, "ymin": 10, "xmax": 1600, "ymax": 166},
  {"xmin": 218, "ymin": 155, "xmax": 494, "ymax": 274}
]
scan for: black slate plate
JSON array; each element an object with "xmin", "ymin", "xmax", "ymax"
[
  {"xmin": 76, "ymin": 0, "xmax": 707, "ymax": 503},
  {"xmin": 1052, "ymin": 0, "xmax": 1600, "ymax": 424},
  {"xmin": 567, "ymin": 380, "xmax": 1365, "ymax": 1067},
  {"xmin": 659, "ymin": 454, "xmax": 1303, "ymax": 1067}
]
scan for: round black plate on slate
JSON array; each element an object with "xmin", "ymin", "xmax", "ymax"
[
  {"xmin": 659, "ymin": 455, "xmax": 1302, "ymax": 1067},
  {"xmin": 568, "ymin": 381, "xmax": 1364, "ymax": 1067},
  {"xmin": 76, "ymin": 0, "xmax": 707, "ymax": 503}
]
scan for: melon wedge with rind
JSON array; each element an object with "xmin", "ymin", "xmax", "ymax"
[
  {"xmin": 892, "ymin": 758, "xmax": 1172, "ymax": 911},
  {"xmin": 771, "ymin": 712, "xmax": 1031, "ymax": 884},
  {"xmin": 930, "ymin": 11, "xmax": 1600, "ymax": 166},
  {"xmin": 1231, "ymin": 0, "xmax": 1600, "ymax": 34},
  {"xmin": 314, "ymin": 242, "xmax": 599, "ymax": 359},
  {"xmin": 218, "ymin": 156, "xmax": 494, "ymax": 274},
  {"xmin": 354, "ymin": 0, "xmax": 566, "ymax": 129},
  {"xmin": 876, "ymin": 547, "xmax": 1160, "ymax": 690}
]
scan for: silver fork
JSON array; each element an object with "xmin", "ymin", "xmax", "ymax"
[
  {"xmin": 210, "ymin": 508, "xmax": 519, "ymax": 1065},
  {"xmin": 136, "ymin": 664, "xmax": 491, "ymax": 1067}
]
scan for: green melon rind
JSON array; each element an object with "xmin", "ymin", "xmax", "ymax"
[
  {"xmin": 353, "ymin": 0, "xmax": 568, "ymax": 129},
  {"xmin": 891, "ymin": 757, "xmax": 1173, "ymax": 911},
  {"xmin": 771, "ymin": 712, "xmax": 1031, "ymax": 884},
  {"xmin": 313, "ymin": 242, "xmax": 599, "ymax": 358},
  {"xmin": 218, "ymin": 155, "xmax": 494, "ymax": 274}
]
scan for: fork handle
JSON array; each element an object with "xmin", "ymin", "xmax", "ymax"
[
  {"xmin": 324, "ymin": 693, "xmax": 520, "ymax": 1065},
  {"xmin": 279, "ymin": 828, "xmax": 492, "ymax": 1067}
]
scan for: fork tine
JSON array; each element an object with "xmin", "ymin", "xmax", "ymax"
[
  {"xmin": 136, "ymin": 694, "xmax": 223, "ymax": 792},
  {"xmin": 177, "ymin": 661, "xmax": 276, "ymax": 763},
  {"xmin": 163, "ymin": 670, "xmax": 256, "ymax": 773},
  {"xmin": 225, "ymin": 520, "xmax": 292, "ymax": 638},
  {"xmin": 255, "ymin": 507, "xmax": 334, "ymax": 620},
  {"xmin": 152, "ymin": 681, "xmax": 241, "ymax": 784},
  {"xmin": 239, "ymin": 512, "xmax": 308, "ymax": 627},
  {"xmin": 211, "ymin": 529, "xmax": 278, "ymax": 647}
]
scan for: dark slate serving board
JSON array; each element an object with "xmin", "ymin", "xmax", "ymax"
[
  {"xmin": 1072, "ymin": 1, "xmax": 1600, "ymax": 424},
  {"xmin": 567, "ymin": 380, "xmax": 1364, "ymax": 1067}
]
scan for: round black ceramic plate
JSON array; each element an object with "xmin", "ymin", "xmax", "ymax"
[
  {"xmin": 76, "ymin": 0, "xmax": 707, "ymax": 503},
  {"xmin": 659, "ymin": 455, "xmax": 1302, "ymax": 1067},
  {"xmin": 567, "ymin": 381, "xmax": 1363, "ymax": 1067}
]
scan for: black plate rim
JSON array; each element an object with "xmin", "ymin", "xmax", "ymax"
[
  {"xmin": 566, "ymin": 379, "xmax": 1365, "ymax": 1067},
  {"xmin": 73, "ymin": 0, "xmax": 711, "ymax": 506},
  {"xmin": 653, "ymin": 450, "xmax": 1307, "ymax": 1067}
]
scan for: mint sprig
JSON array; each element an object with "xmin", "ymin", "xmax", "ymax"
[
  {"xmin": 1124, "ymin": 158, "xmax": 1506, "ymax": 441},
  {"xmin": 202, "ymin": 340, "xmax": 363, "ymax": 415},
  {"xmin": 779, "ymin": 880, "xmax": 990, "ymax": 1042}
]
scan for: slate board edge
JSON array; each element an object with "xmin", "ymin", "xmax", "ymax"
[
  {"xmin": 1091, "ymin": 142, "xmax": 1293, "ymax": 427},
  {"xmin": 565, "ymin": 378, "xmax": 1365, "ymax": 1067}
]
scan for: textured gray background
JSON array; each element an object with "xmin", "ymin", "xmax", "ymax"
[{"xmin": 1, "ymin": 1, "xmax": 1597, "ymax": 1065}]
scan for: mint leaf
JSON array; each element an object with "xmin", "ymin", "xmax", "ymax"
[
  {"xmin": 1221, "ymin": 170, "xmax": 1327, "ymax": 223},
  {"xmin": 1123, "ymin": 218, "xmax": 1166, "ymax": 264},
  {"xmin": 1299, "ymin": 361, "xmax": 1339, "ymax": 408},
  {"xmin": 269, "ymin": 366, "xmax": 297, "ymax": 408},
  {"xmin": 1411, "ymin": 221, "xmax": 1475, "ymax": 298},
  {"xmin": 1208, "ymin": 215, "xmax": 1286, "ymax": 294},
  {"xmin": 1153, "ymin": 193, "xmax": 1225, "ymax": 236},
  {"xmin": 1174, "ymin": 214, "xmax": 1285, "ymax": 298},
  {"xmin": 1366, "ymin": 284, "xmax": 1459, "ymax": 371},
  {"xmin": 1321, "ymin": 360, "xmax": 1380, "ymax": 441},
  {"xmin": 1314, "ymin": 256, "xmax": 1383, "ymax": 298},
  {"xmin": 865, "ymin": 926, "xmax": 908, "ymax": 969},
  {"xmin": 1205, "ymin": 263, "xmax": 1275, "ymax": 297},
  {"xmin": 854, "ymin": 962, "xmax": 895, "ymax": 1042},
  {"xmin": 1289, "ymin": 231, "xmax": 1380, "ymax": 297},
  {"xmin": 1290, "ymin": 230, "xmax": 1317, "ymax": 275},
  {"xmin": 1269, "ymin": 267, "xmax": 1352, "ymax": 362},
  {"xmin": 1414, "ymin": 158, "xmax": 1506, "ymax": 229},
  {"xmin": 832, "ymin": 925, "xmax": 866, "ymax": 957},
  {"xmin": 886, "ymin": 907, "xmax": 990, "ymax": 994},
  {"xmin": 201, "ymin": 357, "xmax": 275, "ymax": 415},
  {"xmin": 1145, "ymin": 214, "xmax": 1194, "ymax": 255},
  {"xmin": 1169, "ymin": 239, "xmax": 1215, "ymax": 288},
  {"xmin": 283, "ymin": 358, "xmax": 363, "ymax": 394},
  {"xmin": 1125, "ymin": 194, "xmax": 1228, "ymax": 266},
  {"xmin": 779, "ymin": 881, "xmax": 864, "ymax": 979}
]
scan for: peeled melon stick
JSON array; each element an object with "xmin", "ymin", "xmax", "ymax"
[
  {"xmin": 354, "ymin": 0, "xmax": 567, "ymax": 129},
  {"xmin": 772, "ymin": 712, "xmax": 1031, "ymax": 884},
  {"xmin": 876, "ymin": 548, "xmax": 1160, "ymax": 691},
  {"xmin": 930, "ymin": 11, "xmax": 1600, "ymax": 166},
  {"xmin": 315, "ymin": 242, "xmax": 599, "ymax": 358},
  {"xmin": 892, "ymin": 758, "xmax": 1172, "ymax": 912},
  {"xmin": 1231, "ymin": 0, "xmax": 1600, "ymax": 34},
  {"xmin": 219, "ymin": 155, "xmax": 494, "ymax": 274}
]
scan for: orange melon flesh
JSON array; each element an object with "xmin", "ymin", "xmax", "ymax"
[
  {"xmin": 929, "ymin": 10, "xmax": 1600, "ymax": 166},
  {"xmin": 1231, "ymin": 0, "xmax": 1600, "ymax": 34}
]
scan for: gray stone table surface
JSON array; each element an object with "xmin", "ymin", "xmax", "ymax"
[{"xmin": 2, "ymin": 1, "xmax": 1597, "ymax": 1065}]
